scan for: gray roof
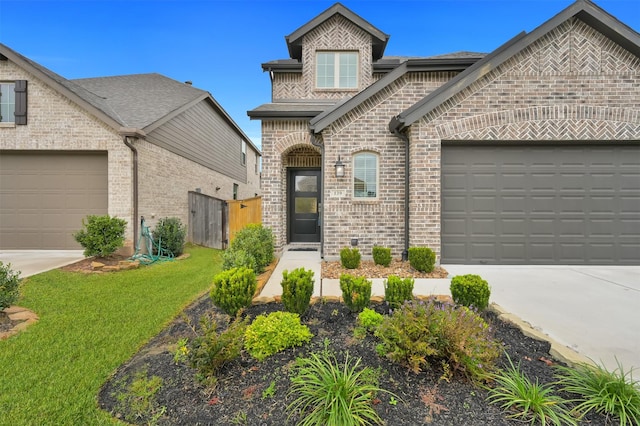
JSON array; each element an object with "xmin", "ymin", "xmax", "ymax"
[
  {"xmin": 0, "ymin": 43, "xmax": 259, "ymax": 154},
  {"xmin": 248, "ymin": 101, "xmax": 336, "ymax": 120},
  {"xmin": 390, "ymin": 0, "xmax": 640, "ymax": 132},
  {"xmin": 73, "ymin": 73, "xmax": 207, "ymax": 129},
  {"xmin": 285, "ymin": 3, "xmax": 389, "ymax": 61}
]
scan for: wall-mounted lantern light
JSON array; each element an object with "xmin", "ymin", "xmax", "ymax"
[{"xmin": 335, "ymin": 155, "xmax": 345, "ymax": 178}]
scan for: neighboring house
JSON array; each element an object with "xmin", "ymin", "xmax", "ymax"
[
  {"xmin": 0, "ymin": 43, "xmax": 261, "ymax": 251},
  {"xmin": 249, "ymin": 0, "xmax": 640, "ymax": 264}
]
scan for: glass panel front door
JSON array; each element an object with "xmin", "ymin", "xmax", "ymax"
[{"xmin": 289, "ymin": 169, "xmax": 321, "ymax": 243}]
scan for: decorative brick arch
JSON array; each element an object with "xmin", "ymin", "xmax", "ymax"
[
  {"xmin": 348, "ymin": 146, "xmax": 381, "ymax": 155},
  {"xmin": 432, "ymin": 105, "xmax": 640, "ymax": 140},
  {"xmin": 275, "ymin": 132, "xmax": 320, "ymax": 155}
]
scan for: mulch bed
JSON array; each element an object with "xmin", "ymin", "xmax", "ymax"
[
  {"xmin": 322, "ymin": 259, "xmax": 449, "ymax": 279},
  {"xmin": 60, "ymin": 254, "xmax": 131, "ymax": 273},
  {"xmin": 97, "ymin": 297, "xmax": 609, "ymax": 425}
]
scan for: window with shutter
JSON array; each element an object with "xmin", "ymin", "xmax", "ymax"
[{"xmin": 0, "ymin": 80, "xmax": 26, "ymax": 125}]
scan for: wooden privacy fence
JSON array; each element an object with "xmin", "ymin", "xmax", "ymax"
[
  {"xmin": 228, "ymin": 196, "xmax": 262, "ymax": 243},
  {"xmin": 188, "ymin": 191, "xmax": 226, "ymax": 249}
]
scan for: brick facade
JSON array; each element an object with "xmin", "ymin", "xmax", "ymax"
[
  {"xmin": 1, "ymin": 57, "xmax": 261, "ymax": 250},
  {"xmin": 260, "ymin": 7, "xmax": 640, "ymax": 262},
  {"xmin": 411, "ymin": 18, "xmax": 640, "ymax": 259}
]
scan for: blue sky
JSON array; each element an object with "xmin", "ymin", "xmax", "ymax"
[{"xmin": 1, "ymin": 0, "xmax": 638, "ymax": 149}]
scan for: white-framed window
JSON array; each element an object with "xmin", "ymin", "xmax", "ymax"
[
  {"xmin": 0, "ymin": 82, "xmax": 15, "ymax": 123},
  {"xmin": 316, "ymin": 51, "xmax": 358, "ymax": 89},
  {"xmin": 241, "ymin": 141, "xmax": 247, "ymax": 165},
  {"xmin": 353, "ymin": 152, "xmax": 378, "ymax": 199}
]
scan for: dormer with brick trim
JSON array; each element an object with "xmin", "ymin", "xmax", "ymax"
[{"xmin": 263, "ymin": 3, "xmax": 389, "ymax": 102}]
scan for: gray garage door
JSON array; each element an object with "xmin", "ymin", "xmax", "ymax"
[
  {"xmin": 0, "ymin": 151, "xmax": 108, "ymax": 249},
  {"xmin": 441, "ymin": 143, "xmax": 640, "ymax": 264}
]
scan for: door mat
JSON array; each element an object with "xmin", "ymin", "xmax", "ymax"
[{"xmin": 288, "ymin": 248, "xmax": 318, "ymax": 252}]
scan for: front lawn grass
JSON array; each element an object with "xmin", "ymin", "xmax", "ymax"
[{"xmin": 0, "ymin": 245, "xmax": 221, "ymax": 425}]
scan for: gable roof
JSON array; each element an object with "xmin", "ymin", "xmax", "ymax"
[
  {"xmin": 0, "ymin": 43, "xmax": 259, "ymax": 154},
  {"xmin": 285, "ymin": 3, "xmax": 389, "ymax": 61},
  {"xmin": 389, "ymin": 0, "xmax": 640, "ymax": 133}
]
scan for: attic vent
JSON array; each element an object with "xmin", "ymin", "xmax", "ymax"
[{"xmin": 184, "ymin": 81, "xmax": 192, "ymax": 85}]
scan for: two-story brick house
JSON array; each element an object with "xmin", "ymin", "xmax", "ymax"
[
  {"xmin": 249, "ymin": 0, "xmax": 639, "ymax": 265},
  {"xmin": 0, "ymin": 43, "xmax": 261, "ymax": 251}
]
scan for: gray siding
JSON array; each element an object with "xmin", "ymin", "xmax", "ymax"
[{"xmin": 147, "ymin": 100, "xmax": 247, "ymax": 183}]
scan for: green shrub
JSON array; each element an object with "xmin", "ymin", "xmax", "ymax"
[
  {"xmin": 339, "ymin": 274, "xmax": 371, "ymax": 313},
  {"xmin": 222, "ymin": 249, "xmax": 258, "ymax": 272},
  {"xmin": 555, "ymin": 360, "xmax": 640, "ymax": 426},
  {"xmin": 0, "ymin": 262, "xmax": 21, "ymax": 310},
  {"xmin": 210, "ymin": 267, "xmax": 256, "ymax": 317},
  {"xmin": 340, "ymin": 247, "xmax": 361, "ymax": 269},
  {"xmin": 407, "ymin": 247, "xmax": 436, "ymax": 273},
  {"xmin": 358, "ymin": 308, "xmax": 384, "ymax": 332},
  {"xmin": 152, "ymin": 217, "xmax": 186, "ymax": 257},
  {"xmin": 188, "ymin": 313, "xmax": 249, "ymax": 385},
  {"xmin": 384, "ymin": 275, "xmax": 414, "ymax": 309},
  {"xmin": 487, "ymin": 353, "xmax": 577, "ymax": 426},
  {"xmin": 244, "ymin": 311, "xmax": 312, "ymax": 361},
  {"xmin": 73, "ymin": 214, "xmax": 127, "ymax": 257},
  {"xmin": 288, "ymin": 348, "xmax": 390, "ymax": 426},
  {"xmin": 281, "ymin": 268, "xmax": 315, "ymax": 316},
  {"xmin": 450, "ymin": 274, "xmax": 491, "ymax": 311},
  {"xmin": 375, "ymin": 299, "xmax": 501, "ymax": 381},
  {"xmin": 372, "ymin": 246, "xmax": 392, "ymax": 267},
  {"xmin": 227, "ymin": 224, "xmax": 274, "ymax": 273},
  {"xmin": 114, "ymin": 368, "xmax": 166, "ymax": 424}
]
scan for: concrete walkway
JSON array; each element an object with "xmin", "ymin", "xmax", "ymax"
[
  {"xmin": 0, "ymin": 250, "xmax": 85, "ymax": 278},
  {"xmin": 262, "ymin": 247, "xmax": 640, "ymax": 372}
]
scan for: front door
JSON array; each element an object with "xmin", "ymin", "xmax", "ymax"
[{"xmin": 288, "ymin": 169, "xmax": 321, "ymax": 243}]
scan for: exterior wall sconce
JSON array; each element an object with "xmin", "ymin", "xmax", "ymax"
[{"xmin": 335, "ymin": 155, "xmax": 345, "ymax": 178}]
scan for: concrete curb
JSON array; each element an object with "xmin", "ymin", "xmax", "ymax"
[{"xmin": 489, "ymin": 303, "xmax": 594, "ymax": 367}]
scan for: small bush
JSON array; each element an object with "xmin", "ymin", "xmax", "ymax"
[
  {"xmin": 244, "ymin": 311, "xmax": 312, "ymax": 361},
  {"xmin": 384, "ymin": 275, "xmax": 414, "ymax": 309},
  {"xmin": 152, "ymin": 217, "xmax": 186, "ymax": 257},
  {"xmin": 340, "ymin": 274, "xmax": 372, "ymax": 313},
  {"xmin": 210, "ymin": 267, "xmax": 256, "ymax": 317},
  {"xmin": 340, "ymin": 247, "xmax": 361, "ymax": 269},
  {"xmin": 222, "ymin": 249, "xmax": 258, "ymax": 272},
  {"xmin": 407, "ymin": 247, "xmax": 436, "ymax": 273},
  {"xmin": 288, "ymin": 348, "xmax": 390, "ymax": 426},
  {"xmin": 114, "ymin": 368, "xmax": 165, "ymax": 424},
  {"xmin": 188, "ymin": 313, "xmax": 249, "ymax": 385},
  {"xmin": 281, "ymin": 268, "xmax": 315, "ymax": 316},
  {"xmin": 487, "ymin": 353, "xmax": 577, "ymax": 426},
  {"xmin": 372, "ymin": 246, "xmax": 392, "ymax": 267},
  {"xmin": 375, "ymin": 299, "xmax": 501, "ymax": 381},
  {"xmin": 0, "ymin": 262, "xmax": 21, "ymax": 310},
  {"xmin": 73, "ymin": 214, "xmax": 127, "ymax": 257},
  {"xmin": 555, "ymin": 360, "xmax": 640, "ymax": 426},
  {"xmin": 450, "ymin": 274, "xmax": 491, "ymax": 311},
  {"xmin": 358, "ymin": 308, "xmax": 384, "ymax": 332},
  {"xmin": 227, "ymin": 224, "xmax": 274, "ymax": 273}
]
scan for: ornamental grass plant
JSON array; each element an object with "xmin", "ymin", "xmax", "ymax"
[
  {"xmin": 487, "ymin": 353, "xmax": 577, "ymax": 426},
  {"xmin": 288, "ymin": 347, "xmax": 393, "ymax": 426},
  {"xmin": 555, "ymin": 360, "xmax": 640, "ymax": 426}
]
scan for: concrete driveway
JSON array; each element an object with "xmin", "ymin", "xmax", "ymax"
[
  {"xmin": 442, "ymin": 265, "xmax": 640, "ymax": 372},
  {"xmin": 0, "ymin": 250, "xmax": 85, "ymax": 278}
]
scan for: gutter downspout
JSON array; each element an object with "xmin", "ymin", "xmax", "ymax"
[
  {"xmin": 119, "ymin": 128, "xmax": 147, "ymax": 252},
  {"xmin": 393, "ymin": 128, "xmax": 410, "ymax": 261},
  {"xmin": 309, "ymin": 132, "xmax": 324, "ymax": 259}
]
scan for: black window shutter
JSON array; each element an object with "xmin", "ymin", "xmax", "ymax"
[{"xmin": 14, "ymin": 80, "xmax": 27, "ymax": 125}]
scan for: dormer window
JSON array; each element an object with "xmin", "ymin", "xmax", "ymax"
[{"xmin": 316, "ymin": 51, "xmax": 358, "ymax": 89}]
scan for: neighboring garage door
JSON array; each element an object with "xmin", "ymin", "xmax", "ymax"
[
  {"xmin": 0, "ymin": 151, "xmax": 108, "ymax": 249},
  {"xmin": 441, "ymin": 143, "xmax": 640, "ymax": 264}
]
